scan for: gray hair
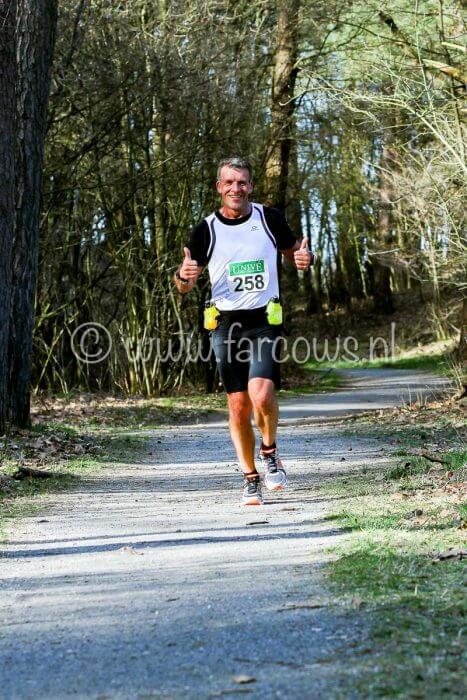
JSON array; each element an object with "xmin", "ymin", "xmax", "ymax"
[{"xmin": 217, "ymin": 156, "xmax": 253, "ymax": 182}]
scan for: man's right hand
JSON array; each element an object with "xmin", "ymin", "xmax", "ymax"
[{"xmin": 179, "ymin": 247, "xmax": 199, "ymax": 281}]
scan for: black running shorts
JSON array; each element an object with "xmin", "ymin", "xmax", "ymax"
[{"xmin": 211, "ymin": 307, "xmax": 282, "ymax": 394}]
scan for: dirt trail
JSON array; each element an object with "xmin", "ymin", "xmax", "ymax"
[
  {"xmin": 0, "ymin": 371, "xmax": 449, "ymax": 699},
  {"xmin": 199, "ymin": 368, "xmax": 453, "ymax": 426}
]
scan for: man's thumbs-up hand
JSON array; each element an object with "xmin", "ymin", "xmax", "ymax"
[
  {"xmin": 293, "ymin": 236, "xmax": 314, "ymax": 270},
  {"xmin": 179, "ymin": 246, "xmax": 199, "ymax": 281}
]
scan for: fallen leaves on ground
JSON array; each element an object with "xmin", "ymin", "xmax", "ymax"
[
  {"xmin": 2, "ymin": 432, "xmax": 96, "ymax": 464},
  {"xmin": 30, "ymin": 392, "xmax": 227, "ymax": 429},
  {"xmin": 0, "ymin": 429, "xmax": 101, "ymax": 495}
]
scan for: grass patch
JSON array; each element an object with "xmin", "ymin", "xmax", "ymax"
[
  {"xmin": 387, "ymin": 449, "xmax": 466, "ymax": 480},
  {"xmin": 306, "ymin": 350, "xmax": 452, "ymax": 374},
  {"xmin": 0, "ymin": 455, "xmax": 99, "ymax": 540},
  {"xmin": 329, "ymin": 545, "xmax": 466, "ymax": 698},
  {"xmin": 0, "ymin": 431, "xmax": 148, "ymax": 541},
  {"xmin": 341, "ymin": 400, "xmax": 466, "ymax": 450},
  {"xmin": 279, "ymin": 368, "xmax": 342, "ymax": 397},
  {"xmin": 331, "ymin": 546, "xmax": 466, "ymax": 695},
  {"xmin": 322, "ymin": 437, "xmax": 466, "ymax": 697},
  {"xmin": 32, "ymin": 394, "xmax": 229, "ymax": 433}
]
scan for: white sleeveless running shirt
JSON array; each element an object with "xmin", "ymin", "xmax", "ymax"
[{"xmin": 205, "ymin": 203, "xmax": 279, "ymax": 311}]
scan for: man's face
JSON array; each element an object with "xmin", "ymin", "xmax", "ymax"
[{"xmin": 216, "ymin": 166, "xmax": 253, "ymax": 213}]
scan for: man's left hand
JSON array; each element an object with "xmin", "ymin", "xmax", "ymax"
[{"xmin": 294, "ymin": 237, "xmax": 314, "ymax": 270}]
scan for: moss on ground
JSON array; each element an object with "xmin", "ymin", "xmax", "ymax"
[
  {"xmin": 321, "ymin": 439, "xmax": 466, "ymax": 698},
  {"xmin": 0, "ymin": 432, "xmax": 148, "ymax": 541},
  {"xmin": 307, "ymin": 350, "xmax": 452, "ymax": 375}
]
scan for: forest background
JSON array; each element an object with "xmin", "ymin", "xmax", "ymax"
[
  {"xmin": 1, "ymin": 0, "xmax": 466, "ymax": 430},
  {"xmin": 0, "ymin": 4, "xmax": 466, "ymax": 696}
]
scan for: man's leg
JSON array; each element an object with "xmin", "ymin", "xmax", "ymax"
[
  {"xmin": 226, "ymin": 390, "xmax": 256, "ymax": 472},
  {"xmin": 248, "ymin": 377, "xmax": 286, "ymax": 491},
  {"xmin": 247, "ymin": 377, "xmax": 278, "ymax": 445},
  {"xmin": 212, "ymin": 321, "xmax": 263, "ymax": 503},
  {"xmin": 227, "ymin": 390, "xmax": 263, "ymax": 505}
]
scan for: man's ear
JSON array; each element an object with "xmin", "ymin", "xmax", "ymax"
[
  {"xmin": 248, "ymin": 182, "xmax": 253, "ymax": 193},
  {"xmin": 215, "ymin": 180, "xmax": 222, "ymax": 194}
]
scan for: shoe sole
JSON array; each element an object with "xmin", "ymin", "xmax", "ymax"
[
  {"xmin": 242, "ymin": 497, "xmax": 263, "ymax": 506},
  {"xmin": 264, "ymin": 476, "xmax": 287, "ymax": 492}
]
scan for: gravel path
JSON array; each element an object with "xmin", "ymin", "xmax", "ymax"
[
  {"xmin": 0, "ymin": 371, "xmax": 448, "ymax": 699},
  {"xmin": 200, "ymin": 368, "xmax": 453, "ymax": 426},
  {"xmin": 278, "ymin": 368, "xmax": 451, "ymax": 423}
]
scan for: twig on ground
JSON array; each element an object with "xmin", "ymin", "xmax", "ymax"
[
  {"xmin": 11, "ymin": 466, "xmax": 58, "ymax": 480},
  {"xmin": 420, "ymin": 452, "xmax": 450, "ymax": 465},
  {"xmin": 430, "ymin": 549, "xmax": 467, "ymax": 563}
]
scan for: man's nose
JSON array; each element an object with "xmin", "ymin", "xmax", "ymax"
[{"xmin": 231, "ymin": 183, "xmax": 242, "ymax": 193}]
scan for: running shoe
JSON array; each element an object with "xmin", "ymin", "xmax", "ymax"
[
  {"xmin": 259, "ymin": 449, "xmax": 287, "ymax": 491},
  {"xmin": 242, "ymin": 473, "xmax": 263, "ymax": 506}
]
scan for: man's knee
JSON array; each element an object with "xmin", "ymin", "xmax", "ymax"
[
  {"xmin": 227, "ymin": 391, "xmax": 252, "ymax": 424},
  {"xmin": 248, "ymin": 378, "xmax": 276, "ymax": 413}
]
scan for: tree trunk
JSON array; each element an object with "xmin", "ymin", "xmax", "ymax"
[
  {"xmin": 457, "ymin": 296, "xmax": 467, "ymax": 363},
  {"xmin": 283, "ymin": 133, "xmax": 301, "ymax": 296},
  {"xmin": 8, "ymin": 0, "xmax": 58, "ymax": 427},
  {"xmin": 263, "ymin": 0, "xmax": 300, "ymax": 308},
  {"xmin": 263, "ymin": 0, "xmax": 300, "ymax": 210},
  {"xmin": 372, "ymin": 130, "xmax": 395, "ymax": 314},
  {"xmin": 0, "ymin": 0, "xmax": 17, "ymax": 434}
]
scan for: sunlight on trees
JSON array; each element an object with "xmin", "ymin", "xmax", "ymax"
[{"xmin": 25, "ymin": 0, "xmax": 465, "ymax": 397}]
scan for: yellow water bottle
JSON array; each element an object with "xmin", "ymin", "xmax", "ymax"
[
  {"xmin": 266, "ymin": 297, "xmax": 283, "ymax": 325},
  {"xmin": 204, "ymin": 302, "xmax": 220, "ymax": 330}
]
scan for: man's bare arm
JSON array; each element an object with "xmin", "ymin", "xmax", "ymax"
[
  {"xmin": 281, "ymin": 237, "xmax": 314, "ymax": 270},
  {"xmin": 173, "ymin": 247, "xmax": 203, "ymax": 294}
]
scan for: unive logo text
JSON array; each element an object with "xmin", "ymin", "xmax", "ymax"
[{"xmin": 228, "ymin": 259, "xmax": 265, "ymax": 276}]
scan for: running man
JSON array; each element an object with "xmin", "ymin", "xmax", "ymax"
[{"xmin": 173, "ymin": 156, "xmax": 313, "ymax": 505}]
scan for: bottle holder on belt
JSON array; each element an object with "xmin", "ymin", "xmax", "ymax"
[{"xmin": 204, "ymin": 298, "xmax": 283, "ymax": 330}]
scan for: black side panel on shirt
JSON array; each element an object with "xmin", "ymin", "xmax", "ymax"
[
  {"xmin": 186, "ymin": 220, "xmax": 210, "ymax": 266},
  {"xmin": 263, "ymin": 206, "xmax": 296, "ymax": 250}
]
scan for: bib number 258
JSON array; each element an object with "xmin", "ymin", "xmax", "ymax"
[{"xmin": 233, "ymin": 274, "xmax": 265, "ymax": 292}]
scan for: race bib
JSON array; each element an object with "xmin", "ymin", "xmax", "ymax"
[{"xmin": 226, "ymin": 259, "xmax": 270, "ymax": 294}]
